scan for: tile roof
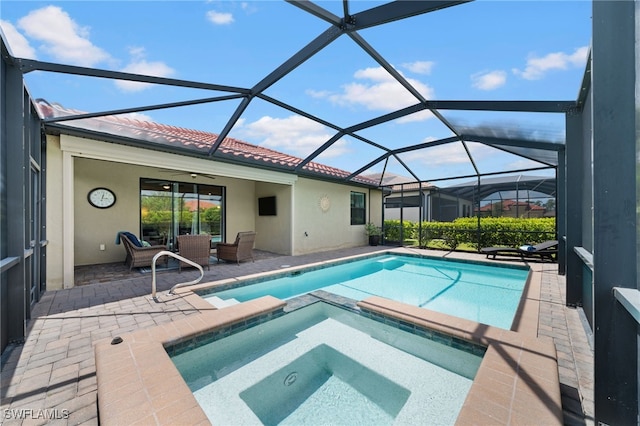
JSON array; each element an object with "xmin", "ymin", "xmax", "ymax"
[
  {"xmin": 36, "ymin": 100, "xmax": 378, "ymax": 186},
  {"xmin": 478, "ymin": 199, "xmax": 546, "ymax": 212},
  {"xmin": 365, "ymin": 171, "xmax": 437, "ymax": 192}
]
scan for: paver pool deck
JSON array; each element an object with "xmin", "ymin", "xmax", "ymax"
[{"xmin": 0, "ymin": 246, "xmax": 593, "ymax": 425}]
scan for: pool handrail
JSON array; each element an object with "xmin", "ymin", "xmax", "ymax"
[{"xmin": 150, "ymin": 250, "xmax": 204, "ymax": 302}]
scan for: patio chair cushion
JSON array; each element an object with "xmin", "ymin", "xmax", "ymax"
[
  {"xmin": 121, "ymin": 231, "xmax": 143, "ymax": 247},
  {"xmin": 119, "ymin": 232, "xmax": 168, "ymax": 270}
]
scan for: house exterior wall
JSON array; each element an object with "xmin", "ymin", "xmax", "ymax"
[
  {"xmin": 383, "ymin": 191, "xmax": 472, "ymax": 222},
  {"xmin": 46, "ymin": 134, "xmax": 295, "ymax": 288},
  {"xmin": 384, "ymin": 206, "xmax": 420, "ymax": 222},
  {"xmin": 291, "ymin": 178, "xmax": 382, "ymax": 255},
  {"xmin": 255, "ymin": 182, "xmax": 293, "ymax": 255},
  {"xmin": 45, "ymin": 133, "xmax": 381, "ymax": 288},
  {"xmin": 45, "ymin": 135, "xmax": 65, "ymax": 290}
]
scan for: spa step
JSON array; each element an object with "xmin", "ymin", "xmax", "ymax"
[{"xmin": 208, "ymin": 296, "xmax": 241, "ymax": 309}]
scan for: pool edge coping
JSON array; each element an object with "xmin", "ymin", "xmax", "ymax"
[{"xmin": 357, "ymin": 295, "xmax": 562, "ymax": 425}]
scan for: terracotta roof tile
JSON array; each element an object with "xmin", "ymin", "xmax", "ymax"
[
  {"xmin": 37, "ymin": 100, "xmax": 377, "ymax": 186},
  {"xmin": 479, "ymin": 199, "xmax": 546, "ymax": 212}
]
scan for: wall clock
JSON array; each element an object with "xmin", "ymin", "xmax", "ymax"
[{"xmin": 88, "ymin": 187, "xmax": 116, "ymax": 209}]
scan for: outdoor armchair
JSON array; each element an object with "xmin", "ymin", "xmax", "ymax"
[
  {"xmin": 118, "ymin": 232, "xmax": 168, "ymax": 270},
  {"xmin": 480, "ymin": 240, "xmax": 558, "ymax": 262},
  {"xmin": 216, "ymin": 231, "xmax": 256, "ymax": 264},
  {"xmin": 177, "ymin": 234, "xmax": 211, "ymax": 271}
]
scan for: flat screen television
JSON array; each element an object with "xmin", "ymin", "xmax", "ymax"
[{"xmin": 258, "ymin": 196, "xmax": 277, "ymax": 216}]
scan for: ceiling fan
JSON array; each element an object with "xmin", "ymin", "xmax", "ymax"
[{"xmin": 155, "ymin": 169, "xmax": 217, "ymax": 181}]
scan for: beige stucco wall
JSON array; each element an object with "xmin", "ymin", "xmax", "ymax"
[
  {"xmin": 45, "ymin": 135, "xmax": 64, "ymax": 290},
  {"xmin": 216, "ymin": 177, "xmax": 256, "ymax": 245},
  {"xmin": 75, "ymin": 158, "xmax": 139, "ymax": 265},
  {"xmin": 254, "ymin": 182, "xmax": 293, "ymax": 255},
  {"xmin": 291, "ymin": 178, "xmax": 383, "ymax": 255}
]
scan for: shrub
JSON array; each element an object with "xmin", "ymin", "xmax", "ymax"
[
  {"xmin": 383, "ymin": 220, "xmax": 415, "ymax": 242},
  {"xmin": 384, "ymin": 217, "xmax": 556, "ymax": 250}
]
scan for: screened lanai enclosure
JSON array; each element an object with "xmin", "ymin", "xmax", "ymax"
[{"xmin": 2, "ymin": 1, "xmax": 640, "ymax": 424}]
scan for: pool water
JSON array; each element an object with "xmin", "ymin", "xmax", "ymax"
[
  {"xmin": 204, "ymin": 254, "xmax": 529, "ymax": 329},
  {"xmin": 241, "ymin": 344, "xmax": 410, "ymax": 425},
  {"xmin": 171, "ymin": 302, "xmax": 483, "ymax": 425}
]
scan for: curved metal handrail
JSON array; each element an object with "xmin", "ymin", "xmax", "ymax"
[{"xmin": 151, "ymin": 250, "xmax": 204, "ymax": 302}]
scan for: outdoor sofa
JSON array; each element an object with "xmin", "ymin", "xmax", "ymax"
[{"xmin": 480, "ymin": 240, "xmax": 558, "ymax": 262}]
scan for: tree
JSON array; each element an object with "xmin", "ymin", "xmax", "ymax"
[{"xmin": 545, "ymin": 198, "xmax": 556, "ymax": 212}]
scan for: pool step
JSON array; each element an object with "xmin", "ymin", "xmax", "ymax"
[{"xmin": 208, "ymin": 296, "xmax": 241, "ymax": 309}]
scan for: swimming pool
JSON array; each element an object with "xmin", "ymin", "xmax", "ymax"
[
  {"xmin": 170, "ymin": 301, "xmax": 484, "ymax": 425},
  {"xmin": 201, "ymin": 253, "xmax": 529, "ymax": 329}
]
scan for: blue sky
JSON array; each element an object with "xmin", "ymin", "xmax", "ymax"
[{"xmin": 1, "ymin": 1, "xmax": 592, "ymax": 185}]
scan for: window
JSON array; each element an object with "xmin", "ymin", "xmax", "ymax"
[
  {"xmin": 350, "ymin": 191, "xmax": 366, "ymax": 225},
  {"xmin": 384, "ymin": 195, "xmax": 421, "ymax": 208}
]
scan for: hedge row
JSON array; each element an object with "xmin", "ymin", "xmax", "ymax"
[{"xmin": 383, "ymin": 217, "xmax": 556, "ymax": 250}]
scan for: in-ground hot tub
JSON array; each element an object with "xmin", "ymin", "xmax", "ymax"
[{"xmin": 169, "ymin": 301, "xmax": 485, "ymax": 425}]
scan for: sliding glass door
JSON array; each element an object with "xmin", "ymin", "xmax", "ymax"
[{"xmin": 140, "ymin": 178, "xmax": 224, "ymax": 250}]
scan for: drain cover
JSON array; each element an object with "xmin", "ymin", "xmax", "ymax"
[{"xmin": 283, "ymin": 372, "xmax": 298, "ymax": 386}]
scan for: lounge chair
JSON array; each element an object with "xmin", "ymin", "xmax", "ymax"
[
  {"xmin": 480, "ymin": 240, "xmax": 558, "ymax": 261},
  {"xmin": 216, "ymin": 231, "xmax": 256, "ymax": 264},
  {"xmin": 177, "ymin": 234, "xmax": 211, "ymax": 271},
  {"xmin": 118, "ymin": 232, "xmax": 169, "ymax": 270}
]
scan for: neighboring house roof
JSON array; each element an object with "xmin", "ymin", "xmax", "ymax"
[
  {"xmin": 365, "ymin": 172, "xmax": 436, "ymax": 192},
  {"xmin": 183, "ymin": 200, "xmax": 219, "ymax": 211},
  {"xmin": 478, "ymin": 199, "xmax": 546, "ymax": 212},
  {"xmin": 36, "ymin": 100, "xmax": 378, "ymax": 187}
]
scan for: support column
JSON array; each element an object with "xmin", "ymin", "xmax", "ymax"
[
  {"xmin": 592, "ymin": 1, "xmax": 638, "ymax": 423},
  {"xmin": 5, "ymin": 57, "xmax": 27, "ymax": 342},
  {"xmin": 565, "ymin": 110, "xmax": 584, "ymax": 307},
  {"xmin": 556, "ymin": 149, "xmax": 566, "ymax": 275},
  {"xmin": 62, "ymin": 151, "xmax": 75, "ymax": 288}
]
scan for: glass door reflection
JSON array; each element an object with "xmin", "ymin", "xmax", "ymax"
[{"xmin": 140, "ymin": 178, "xmax": 224, "ymax": 251}]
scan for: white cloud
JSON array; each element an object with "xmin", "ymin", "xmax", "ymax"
[
  {"xmin": 401, "ymin": 61, "xmax": 434, "ymax": 75},
  {"xmin": 512, "ymin": 46, "xmax": 589, "ymax": 80},
  {"xmin": 241, "ymin": 2, "xmax": 259, "ymax": 14},
  {"xmin": 404, "ymin": 141, "xmax": 471, "ymax": 166},
  {"xmin": 306, "ymin": 89, "xmax": 332, "ymax": 99},
  {"xmin": 507, "ymin": 158, "xmax": 546, "ymax": 169},
  {"xmin": 206, "ymin": 10, "xmax": 234, "ymax": 25},
  {"xmin": 17, "ymin": 6, "xmax": 110, "ymax": 67},
  {"xmin": 471, "ymin": 70, "xmax": 507, "ymax": 91},
  {"xmin": 313, "ymin": 66, "xmax": 435, "ymax": 122},
  {"xmin": 238, "ymin": 115, "xmax": 350, "ymax": 158},
  {"xmin": 0, "ymin": 20, "xmax": 37, "ymax": 59},
  {"xmin": 396, "ymin": 109, "xmax": 434, "ymax": 124},
  {"xmin": 122, "ymin": 112, "xmax": 154, "ymax": 122},
  {"xmin": 115, "ymin": 47, "xmax": 175, "ymax": 92}
]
